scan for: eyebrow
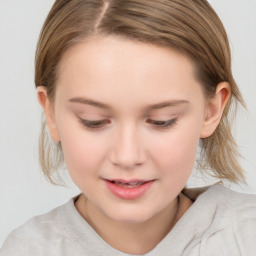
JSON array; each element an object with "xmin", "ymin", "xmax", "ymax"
[{"xmin": 68, "ymin": 97, "xmax": 190, "ymax": 111}]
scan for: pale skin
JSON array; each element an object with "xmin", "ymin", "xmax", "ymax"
[{"xmin": 38, "ymin": 36, "xmax": 230, "ymax": 254}]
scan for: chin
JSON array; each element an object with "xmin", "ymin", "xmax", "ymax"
[{"xmin": 105, "ymin": 204, "xmax": 158, "ymax": 224}]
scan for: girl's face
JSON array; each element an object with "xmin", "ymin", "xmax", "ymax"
[{"xmin": 41, "ymin": 36, "xmax": 219, "ymax": 224}]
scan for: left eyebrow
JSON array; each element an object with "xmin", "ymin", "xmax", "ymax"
[{"xmin": 145, "ymin": 100, "xmax": 190, "ymax": 111}]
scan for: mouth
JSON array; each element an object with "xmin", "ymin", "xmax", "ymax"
[
  {"xmin": 103, "ymin": 178, "xmax": 155, "ymax": 200},
  {"xmin": 107, "ymin": 179, "xmax": 149, "ymax": 188}
]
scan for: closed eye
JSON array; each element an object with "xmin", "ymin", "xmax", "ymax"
[
  {"xmin": 79, "ymin": 118, "xmax": 110, "ymax": 131},
  {"xmin": 146, "ymin": 118, "xmax": 178, "ymax": 129}
]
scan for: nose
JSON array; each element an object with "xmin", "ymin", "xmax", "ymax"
[{"xmin": 109, "ymin": 124, "xmax": 147, "ymax": 170}]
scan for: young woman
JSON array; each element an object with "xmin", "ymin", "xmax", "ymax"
[{"xmin": 1, "ymin": 0, "xmax": 255, "ymax": 255}]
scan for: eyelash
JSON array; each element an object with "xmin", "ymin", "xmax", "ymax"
[{"xmin": 79, "ymin": 118, "xmax": 178, "ymax": 131}]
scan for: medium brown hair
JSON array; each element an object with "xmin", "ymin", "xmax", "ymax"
[{"xmin": 35, "ymin": 0, "xmax": 246, "ymax": 184}]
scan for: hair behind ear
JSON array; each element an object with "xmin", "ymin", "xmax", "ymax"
[
  {"xmin": 197, "ymin": 82, "xmax": 245, "ymax": 184},
  {"xmin": 198, "ymin": 122, "xmax": 245, "ymax": 184},
  {"xmin": 39, "ymin": 115, "xmax": 65, "ymax": 185}
]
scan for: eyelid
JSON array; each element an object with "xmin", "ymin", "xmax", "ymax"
[{"xmin": 78, "ymin": 117, "xmax": 178, "ymax": 131}]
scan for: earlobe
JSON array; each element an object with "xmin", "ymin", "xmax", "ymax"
[
  {"xmin": 200, "ymin": 82, "xmax": 231, "ymax": 138},
  {"xmin": 37, "ymin": 86, "xmax": 60, "ymax": 142}
]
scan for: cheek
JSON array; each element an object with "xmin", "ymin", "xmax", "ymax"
[
  {"xmin": 151, "ymin": 121, "xmax": 201, "ymax": 179},
  {"xmin": 57, "ymin": 122, "xmax": 106, "ymax": 184}
]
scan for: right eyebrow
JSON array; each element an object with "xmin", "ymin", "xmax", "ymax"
[{"xmin": 68, "ymin": 97, "xmax": 112, "ymax": 110}]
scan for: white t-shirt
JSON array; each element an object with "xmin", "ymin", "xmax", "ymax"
[{"xmin": 1, "ymin": 184, "xmax": 256, "ymax": 255}]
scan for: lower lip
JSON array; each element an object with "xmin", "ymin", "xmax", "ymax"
[{"xmin": 104, "ymin": 180, "xmax": 155, "ymax": 200}]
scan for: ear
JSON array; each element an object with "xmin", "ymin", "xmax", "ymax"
[
  {"xmin": 200, "ymin": 82, "xmax": 231, "ymax": 138},
  {"xmin": 37, "ymin": 86, "xmax": 60, "ymax": 142}
]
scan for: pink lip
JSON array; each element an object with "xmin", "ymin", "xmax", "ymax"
[{"xmin": 103, "ymin": 179, "xmax": 155, "ymax": 200}]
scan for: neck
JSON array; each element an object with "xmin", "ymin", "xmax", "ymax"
[{"xmin": 75, "ymin": 193, "xmax": 192, "ymax": 254}]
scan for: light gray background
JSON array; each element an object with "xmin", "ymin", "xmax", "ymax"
[{"xmin": 0, "ymin": 0, "xmax": 255, "ymax": 247}]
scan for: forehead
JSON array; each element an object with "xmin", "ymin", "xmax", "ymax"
[
  {"xmin": 56, "ymin": 36, "xmax": 204, "ymax": 108},
  {"xmin": 59, "ymin": 35, "xmax": 194, "ymax": 78}
]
